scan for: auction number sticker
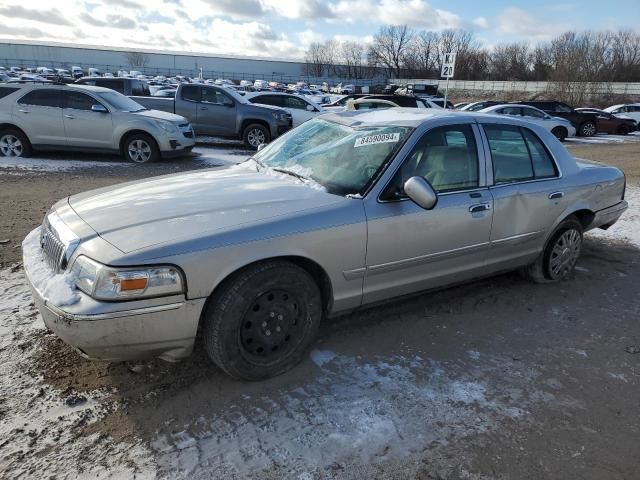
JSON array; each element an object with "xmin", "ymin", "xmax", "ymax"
[{"xmin": 354, "ymin": 132, "xmax": 400, "ymax": 148}]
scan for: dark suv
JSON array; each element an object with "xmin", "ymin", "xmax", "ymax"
[
  {"xmin": 517, "ymin": 101, "xmax": 599, "ymax": 137},
  {"xmin": 75, "ymin": 77, "xmax": 151, "ymax": 96}
]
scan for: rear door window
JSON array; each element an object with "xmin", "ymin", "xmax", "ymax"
[
  {"xmin": 18, "ymin": 89, "xmax": 62, "ymax": 108},
  {"xmin": 522, "ymin": 107, "xmax": 545, "ymax": 119},
  {"xmin": 483, "ymin": 124, "xmax": 558, "ymax": 184},
  {"xmin": 181, "ymin": 85, "xmax": 200, "ymax": 102}
]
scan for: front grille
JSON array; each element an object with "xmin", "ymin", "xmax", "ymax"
[{"xmin": 41, "ymin": 227, "xmax": 65, "ymax": 272}]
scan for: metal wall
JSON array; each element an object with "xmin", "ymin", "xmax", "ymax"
[{"xmin": 392, "ymin": 79, "xmax": 640, "ymax": 96}]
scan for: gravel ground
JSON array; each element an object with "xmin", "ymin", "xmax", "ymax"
[{"xmin": 0, "ymin": 138, "xmax": 639, "ymax": 479}]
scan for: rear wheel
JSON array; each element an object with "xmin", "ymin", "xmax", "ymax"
[
  {"xmin": 123, "ymin": 133, "xmax": 159, "ymax": 163},
  {"xmin": 578, "ymin": 121, "xmax": 597, "ymax": 137},
  {"xmin": 551, "ymin": 126, "xmax": 568, "ymax": 141},
  {"xmin": 0, "ymin": 129, "xmax": 32, "ymax": 158},
  {"xmin": 242, "ymin": 124, "xmax": 270, "ymax": 150},
  {"xmin": 203, "ymin": 261, "xmax": 322, "ymax": 380},
  {"xmin": 520, "ymin": 217, "xmax": 583, "ymax": 283}
]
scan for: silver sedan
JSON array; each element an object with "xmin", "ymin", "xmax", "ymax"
[{"xmin": 23, "ymin": 109, "xmax": 627, "ymax": 379}]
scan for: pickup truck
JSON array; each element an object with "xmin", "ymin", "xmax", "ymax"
[{"xmin": 133, "ymin": 84, "xmax": 292, "ymax": 149}]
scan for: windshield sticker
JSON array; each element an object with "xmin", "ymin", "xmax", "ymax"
[{"xmin": 354, "ymin": 132, "xmax": 401, "ymax": 148}]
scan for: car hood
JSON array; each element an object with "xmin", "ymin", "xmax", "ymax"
[
  {"xmin": 134, "ymin": 108, "xmax": 188, "ymax": 124},
  {"xmin": 68, "ymin": 165, "xmax": 341, "ymax": 253}
]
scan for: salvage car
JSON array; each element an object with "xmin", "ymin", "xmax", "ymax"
[
  {"xmin": 23, "ymin": 109, "xmax": 627, "ymax": 380},
  {"xmin": 575, "ymin": 108, "xmax": 638, "ymax": 134},
  {"xmin": 479, "ymin": 104, "xmax": 576, "ymax": 140},
  {"xmin": 0, "ymin": 84, "xmax": 194, "ymax": 162},
  {"xmin": 517, "ymin": 100, "xmax": 600, "ymax": 137},
  {"xmin": 245, "ymin": 92, "xmax": 325, "ymax": 127}
]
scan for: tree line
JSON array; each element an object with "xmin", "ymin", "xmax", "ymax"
[{"xmin": 303, "ymin": 26, "xmax": 640, "ymax": 83}]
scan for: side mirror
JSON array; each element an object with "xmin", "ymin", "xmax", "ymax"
[
  {"xmin": 403, "ymin": 176, "xmax": 437, "ymax": 210},
  {"xmin": 91, "ymin": 104, "xmax": 108, "ymax": 113},
  {"xmin": 306, "ymin": 104, "xmax": 315, "ymax": 112}
]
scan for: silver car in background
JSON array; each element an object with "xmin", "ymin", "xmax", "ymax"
[
  {"xmin": 23, "ymin": 109, "xmax": 627, "ymax": 380},
  {"xmin": 0, "ymin": 84, "xmax": 195, "ymax": 162},
  {"xmin": 479, "ymin": 104, "xmax": 577, "ymax": 141}
]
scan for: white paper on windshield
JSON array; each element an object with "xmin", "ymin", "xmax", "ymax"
[{"xmin": 354, "ymin": 132, "xmax": 400, "ymax": 148}]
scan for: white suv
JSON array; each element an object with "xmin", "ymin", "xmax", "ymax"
[{"xmin": 0, "ymin": 83, "xmax": 195, "ymax": 163}]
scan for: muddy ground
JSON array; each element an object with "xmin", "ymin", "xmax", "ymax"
[{"xmin": 0, "ymin": 139, "xmax": 639, "ymax": 479}]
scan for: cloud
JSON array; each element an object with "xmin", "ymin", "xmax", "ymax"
[
  {"xmin": 199, "ymin": 0, "xmax": 265, "ymax": 18},
  {"xmin": 333, "ymin": 0, "xmax": 461, "ymax": 29},
  {"xmin": 264, "ymin": 0, "xmax": 335, "ymax": 19},
  {"xmin": 472, "ymin": 16, "xmax": 488, "ymax": 29},
  {"xmin": 496, "ymin": 7, "xmax": 566, "ymax": 40},
  {"xmin": 0, "ymin": 6, "xmax": 71, "ymax": 25}
]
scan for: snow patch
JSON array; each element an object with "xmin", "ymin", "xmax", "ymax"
[
  {"xmin": 587, "ymin": 185, "xmax": 640, "ymax": 248},
  {"xmin": 21, "ymin": 227, "xmax": 79, "ymax": 307},
  {"xmin": 310, "ymin": 349, "xmax": 337, "ymax": 367}
]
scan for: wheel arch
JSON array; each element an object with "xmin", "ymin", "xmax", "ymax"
[
  {"xmin": 240, "ymin": 119, "xmax": 270, "ymax": 137},
  {"xmin": 0, "ymin": 123, "xmax": 30, "ymax": 141},
  {"xmin": 200, "ymin": 255, "xmax": 334, "ymax": 326},
  {"xmin": 118, "ymin": 129, "xmax": 158, "ymax": 155}
]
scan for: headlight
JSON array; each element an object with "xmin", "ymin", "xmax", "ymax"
[
  {"xmin": 271, "ymin": 111, "xmax": 288, "ymax": 122},
  {"xmin": 70, "ymin": 256, "xmax": 184, "ymax": 300},
  {"xmin": 154, "ymin": 120, "xmax": 179, "ymax": 134}
]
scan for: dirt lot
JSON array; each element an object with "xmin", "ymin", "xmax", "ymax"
[{"xmin": 0, "ymin": 139, "xmax": 639, "ymax": 479}]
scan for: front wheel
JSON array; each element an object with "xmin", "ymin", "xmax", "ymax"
[
  {"xmin": 123, "ymin": 134, "xmax": 159, "ymax": 163},
  {"xmin": 242, "ymin": 124, "xmax": 270, "ymax": 150},
  {"xmin": 551, "ymin": 126, "xmax": 568, "ymax": 141},
  {"xmin": 520, "ymin": 217, "xmax": 583, "ymax": 283},
  {"xmin": 203, "ymin": 261, "xmax": 322, "ymax": 380},
  {"xmin": 0, "ymin": 129, "xmax": 32, "ymax": 158},
  {"xmin": 579, "ymin": 121, "xmax": 597, "ymax": 137}
]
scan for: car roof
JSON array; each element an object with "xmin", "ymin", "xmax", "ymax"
[{"xmin": 323, "ymin": 107, "xmax": 486, "ymax": 128}]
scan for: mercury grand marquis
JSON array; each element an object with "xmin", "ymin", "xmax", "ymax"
[{"xmin": 23, "ymin": 109, "xmax": 628, "ymax": 380}]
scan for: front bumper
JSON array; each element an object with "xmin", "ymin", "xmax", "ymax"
[
  {"xmin": 24, "ymin": 254, "xmax": 206, "ymax": 362},
  {"xmin": 593, "ymin": 200, "xmax": 628, "ymax": 229},
  {"xmin": 158, "ymin": 125, "xmax": 196, "ymax": 158}
]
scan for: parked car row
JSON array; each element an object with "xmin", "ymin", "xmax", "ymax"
[{"xmin": 458, "ymin": 100, "xmax": 639, "ymax": 137}]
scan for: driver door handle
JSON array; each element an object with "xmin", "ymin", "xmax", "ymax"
[
  {"xmin": 548, "ymin": 191, "xmax": 564, "ymax": 200},
  {"xmin": 469, "ymin": 203, "xmax": 491, "ymax": 213},
  {"xmin": 18, "ymin": 108, "xmax": 29, "ymax": 113},
  {"xmin": 200, "ymin": 106, "xmax": 208, "ymax": 110},
  {"xmin": 64, "ymin": 114, "xmax": 75, "ymax": 119}
]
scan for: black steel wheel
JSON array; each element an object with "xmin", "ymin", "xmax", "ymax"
[{"xmin": 203, "ymin": 260, "xmax": 322, "ymax": 380}]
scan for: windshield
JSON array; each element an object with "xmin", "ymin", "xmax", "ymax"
[
  {"xmin": 251, "ymin": 118, "xmax": 412, "ymax": 196},
  {"xmin": 94, "ymin": 91, "xmax": 146, "ymax": 112}
]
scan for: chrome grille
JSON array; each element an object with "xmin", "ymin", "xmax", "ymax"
[{"xmin": 41, "ymin": 227, "xmax": 66, "ymax": 272}]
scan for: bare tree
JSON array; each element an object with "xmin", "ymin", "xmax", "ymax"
[
  {"xmin": 124, "ymin": 51, "xmax": 150, "ymax": 69},
  {"xmin": 340, "ymin": 41, "xmax": 366, "ymax": 79},
  {"xmin": 368, "ymin": 25, "xmax": 414, "ymax": 78},
  {"xmin": 490, "ymin": 42, "xmax": 532, "ymax": 80},
  {"xmin": 303, "ymin": 42, "xmax": 326, "ymax": 77}
]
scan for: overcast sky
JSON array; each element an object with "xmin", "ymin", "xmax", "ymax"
[{"xmin": 0, "ymin": 0, "xmax": 638, "ymax": 59}]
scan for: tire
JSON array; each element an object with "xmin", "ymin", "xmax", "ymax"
[
  {"xmin": 123, "ymin": 133, "xmax": 159, "ymax": 163},
  {"xmin": 616, "ymin": 125, "xmax": 630, "ymax": 135},
  {"xmin": 0, "ymin": 129, "xmax": 32, "ymax": 158},
  {"xmin": 551, "ymin": 126, "xmax": 568, "ymax": 141},
  {"xmin": 520, "ymin": 216, "xmax": 583, "ymax": 284},
  {"xmin": 203, "ymin": 261, "xmax": 322, "ymax": 380},
  {"xmin": 242, "ymin": 123, "xmax": 270, "ymax": 150},
  {"xmin": 578, "ymin": 121, "xmax": 597, "ymax": 137}
]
